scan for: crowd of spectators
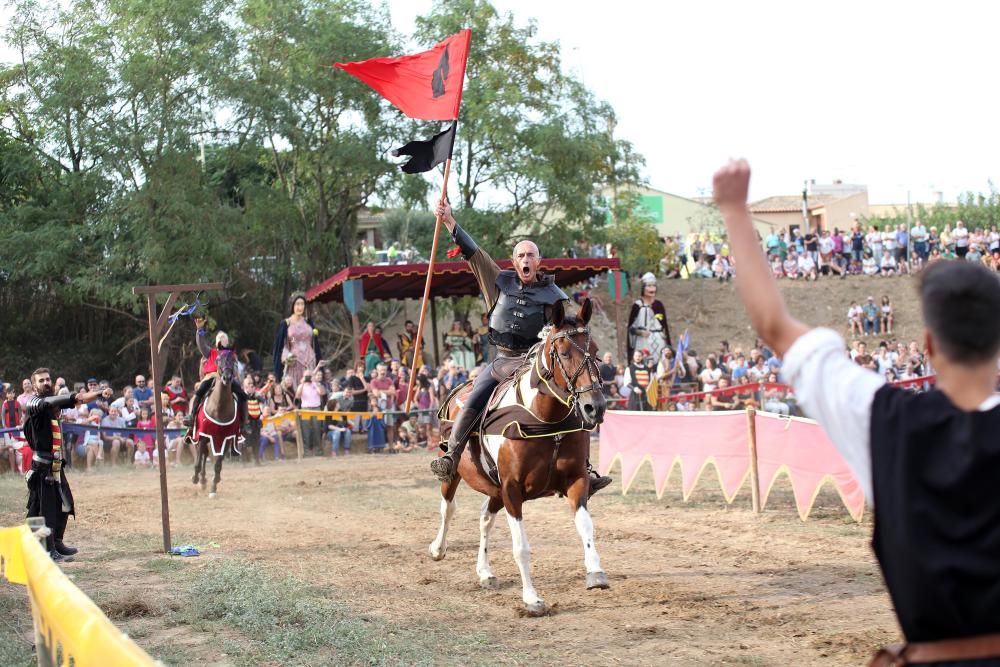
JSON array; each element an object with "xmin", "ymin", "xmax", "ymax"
[{"xmin": 656, "ymin": 219, "xmax": 1000, "ymax": 283}]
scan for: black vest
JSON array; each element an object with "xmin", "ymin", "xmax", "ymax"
[
  {"xmin": 488, "ymin": 270, "xmax": 567, "ymax": 352},
  {"xmin": 870, "ymin": 385, "xmax": 1000, "ymax": 642}
]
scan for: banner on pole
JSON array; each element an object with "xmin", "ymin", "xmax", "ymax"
[
  {"xmin": 607, "ymin": 270, "xmax": 628, "ymax": 304},
  {"xmin": 343, "ymin": 279, "xmax": 364, "ymax": 315}
]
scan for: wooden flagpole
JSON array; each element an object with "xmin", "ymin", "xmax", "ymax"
[{"xmin": 403, "ymin": 159, "xmax": 451, "ymax": 413}]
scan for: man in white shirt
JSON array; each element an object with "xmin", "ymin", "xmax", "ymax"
[{"xmin": 714, "ymin": 158, "xmax": 1000, "ymax": 664}]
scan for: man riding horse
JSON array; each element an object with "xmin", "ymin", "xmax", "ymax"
[
  {"xmin": 429, "ymin": 202, "xmax": 613, "ymax": 495},
  {"xmin": 186, "ymin": 316, "xmax": 248, "ymax": 439}
]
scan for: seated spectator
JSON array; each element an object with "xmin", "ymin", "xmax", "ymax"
[
  {"xmin": 607, "ymin": 383, "xmax": 624, "ymax": 409},
  {"xmin": 797, "ymin": 251, "xmax": 818, "ymax": 281},
  {"xmin": 862, "ymin": 252, "xmax": 879, "ymax": 276},
  {"xmin": 165, "ymin": 414, "xmax": 192, "ymax": 466},
  {"xmin": 847, "ymin": 301, "xmax": 863, "ymax": 337},
  {"xmin": 762, "ymin": 373, "xmax": 790, "ymax": 415},
  {"xmin": 394, "ymin": 413, "xmax": 423, "ymax": 452},
  {"xmin": 770, "ymin": 255, "xmax": 783, "ymax": 278},
  {"xmin": 712, "ymin": 255, "xmax": 733, "ymax": 282},
  {"xmin": 782, "ymin": 252, "xmax": 799, "ymax": 279},
  {"xmin": 708, "ymin": 377, "xmax": 738, "ymax": 411},
  {"xmin": 880, "ymin": 249, "xmax": 898, "ymax": 275},
  {"xmin": 328, "ymin": 415, "xmax": 351, "ymax": 457},
  {"xmin": 967, "ymin": 244, "xmax": 983, "ymax": 264},
  {"xmin": 101, "ymin": 407, "xmax": 135, "ymax": 466},
  {"xmin": 134, "ymin": 406, "xmax": 156, "ymax": 454},
  {"xmin": 848, "ymin": 257, "xmax": 863, "ymax": 275},
  {"xmin": 861, "ymin": 296, "xmax": 879, "ymax": 336},
  {"xmin": 747, "ymin": 356, "xmax": 768, "ymax": 382},
  {"xmin": 699, "ymin": 357, "xmax": 723, "ymax": 392},
  {"xmin": 693, "ymin": 258, "xmax": 714, "ymax": 278},
  {"xmin": 134, "ymin": 443, "xmax": 152, "ymax": 467},
  {"xmin": 880, "ymin": 295, "xmax": 894, "ymax": 335},
  {"xmin": 75, "ymin": 406, "xmax": 103, "ymax": 471},
  {"xmin": 163, "ymin": 376, "xmax": 189, "ymax": 415},
  {"xmin": 734, "ymin": 375, "xmax": 759, "ymax": 409}
]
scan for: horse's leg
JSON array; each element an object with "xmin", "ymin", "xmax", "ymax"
[
  {"xmin": 502, "ymin": 482, "xmax": 545, "ymax": 615},
  {"xmin": 199, "ymin": 444, "xmax": 207, "ymax": 490},
  {"xmin": 476, "ymin": 495, "xmax": 503, "ymax": 589},
  {"xmin": 429, "ymin": 475, "xmax": 461, "ymax": 561},
  {"xmin": 191, "ymin": 439, "xmax": 201, "ymax": 485},
  {"xmin": 210, "ymin": 451, "xmax": 223, "ymax": 496},
  {"xmin": 568, "ymin": 477, "xmax": 609, "ymax": 590}
]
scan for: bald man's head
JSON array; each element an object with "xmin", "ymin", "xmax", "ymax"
[{"xmin": 512, "ymin": 240, "xmax": 541, "ymax": 285}]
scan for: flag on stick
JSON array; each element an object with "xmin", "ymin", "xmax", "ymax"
[
  {"xmin": 334, "ymin": 29, "xmax": 471, "ymax": 121},
  {"xmin": 392, "ymin": 122, "xmax": 456, "ymax": 174}
]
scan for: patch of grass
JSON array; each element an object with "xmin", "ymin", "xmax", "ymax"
[
  {"xmin": 186, "ymin": 561, "xmax": 527, "ymax": 666},
  {"xmin": 143, "ymin": 557, "xmax": 186, "ymax": 575},
  {"xmin": 147, "ymin": 643, "xmax": 194, "ymax": 666},
  {"xmin": 0, "ymin": 585, "xmax": 37, "ymax": 667},
  {"xmin": 97, "ymin": 591, "xmax": 159, "ymax": 621}
]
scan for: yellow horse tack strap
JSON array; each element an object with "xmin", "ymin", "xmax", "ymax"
[{"xmin": 0, "ymin": 525, "xmax": 156, "ymax": 666}]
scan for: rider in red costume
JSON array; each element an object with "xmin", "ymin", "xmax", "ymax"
[{"xmin": 185, "ymin": 316, "xmax": 247, "ymax": 439}]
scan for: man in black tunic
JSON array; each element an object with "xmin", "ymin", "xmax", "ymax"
[
  {"xmin": 24, "ymin": 368, "xmax": 98, "ymax": 562},
  {"xmin": 716, "ymin": 158, "xmax": 1000, "ymax": 664},
  {"xmin": 429, "ymin": 201, "xmax": 612, "ymax": 495}
]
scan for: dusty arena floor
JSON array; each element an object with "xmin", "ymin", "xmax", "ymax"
[{"xmin": 0, "ymin": 443, "xmax": 898, "ymax": 666}]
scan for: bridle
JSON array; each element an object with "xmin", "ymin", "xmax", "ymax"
[{"xmin": 540, "ymin": 325, "xmax": 602, "ymax": 410}]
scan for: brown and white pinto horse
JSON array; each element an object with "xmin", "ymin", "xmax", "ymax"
[
  {"xmin": 429, "ymin": 298, "xmax": 609, "ymax": 615},
  {"xmin": 191, "ymin": 349, "xmax": 239, "ymax": 497}
]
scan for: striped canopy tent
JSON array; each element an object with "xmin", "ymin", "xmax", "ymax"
[{"xmin": 306, "ymin": 257, "xmax": 620, "ymax": 364}]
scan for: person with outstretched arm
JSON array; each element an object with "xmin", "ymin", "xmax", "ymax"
[{"xmin": 714, "ymin": 158, "xmax": 1000, "ymax": 665}]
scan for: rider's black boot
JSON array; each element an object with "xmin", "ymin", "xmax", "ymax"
[
  {"xmin": 430, "ymin": 407, "xmax": 479, "ymax": 483},
  {"xmin": 587, "ymin": 460, "xmax": 613, "ymax": 497}
]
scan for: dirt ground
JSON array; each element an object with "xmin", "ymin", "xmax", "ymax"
[{"xmin": 0, "ymin": 439, "xmax": 899, "ymax": 666}]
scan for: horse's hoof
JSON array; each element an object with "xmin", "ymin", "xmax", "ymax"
[
  {"xmin": 524, "ymin": 601, "xmax": 547, "ymax": 617},
  {"xmin": 191, "ymin": 475, "xmax": 198, "ymax": 485},
  {"xmin": 428, "ymin": 544, "xmax": 446, "ymax": 561},
  {"xmin": 479, "ymin": 576, "xmax": 498, "ymax": 590},
  {"xmin": 209, "ymin": 492, "xmax": 217, "ymax": 499},
  {"xmin": 586, "ymin": 571, "xmax": 610, "ymax": 590}
]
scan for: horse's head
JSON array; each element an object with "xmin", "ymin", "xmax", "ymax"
[
  {"xmin": 217, "ymin": 349, "xmax": 237, "ymax": 386},
  {"xmin": 543, "ymin": 298, "xmax": 606, "ymax": 429}
]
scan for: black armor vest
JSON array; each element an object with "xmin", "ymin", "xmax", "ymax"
[{"xmin": 488, "ymin": 270, "xmax": 567, "ymax": 352}]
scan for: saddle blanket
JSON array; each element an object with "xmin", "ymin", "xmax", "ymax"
[{"xmin": 195, "ymin": 400, "xmax": 240, "ymax": 457}]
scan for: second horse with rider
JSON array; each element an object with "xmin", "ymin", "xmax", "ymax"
[{"xmin": 429, "ymin": 201, "xmax": 612, "ymax": 495}]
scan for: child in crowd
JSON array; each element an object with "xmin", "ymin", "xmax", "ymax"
[
  {"xmin": 328, "ymin": 416, "xmax": 351, "ymax": 456},
  {"xmin": 134, "ymin": 443, "xmax": 152, "ymax": 467},
  {"xmin": 847, "ymin": 301, "xmax": 863, "ymax": 337},
  {"xmin": 364, "ymin": 395, "xmax": 387, "ymax": 452}
]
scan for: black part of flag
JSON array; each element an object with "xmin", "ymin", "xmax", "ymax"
[{"xmin": 391, "ymin": 122, "xmax": 456, "ymax": 174}]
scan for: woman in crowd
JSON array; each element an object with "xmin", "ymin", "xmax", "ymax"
[
  {"xmin": 866, "ymin": 224, "xmax": 883, "ymax": 261},
  {"xmin": 762, "ymin": 373, "xmax": 790, "ymax": 416},
  {"xmin": 880, "ymin": 295, "xmax": 894, "ymax": 335},
  {"xmin": 443, "ymin": 320, "xmax": 476, "ymax": 372}
]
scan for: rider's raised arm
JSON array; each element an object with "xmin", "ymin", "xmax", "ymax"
[
  {"xmin": 195, "ymin": 321, "xmax": 212, "ymax": 359},
  {"xmin": 438, "ymin": 200, "xmax": 502, "ymax": 312}
]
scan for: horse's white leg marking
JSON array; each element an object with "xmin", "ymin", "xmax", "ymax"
[
  {"xmin": 575, "ymin": 506, "xmax": 603, "ymax": 574},
  {"xmin": 428, "ymin": 497, "xmax": 456, "ymax": 561},
  {"xmin": 476, "ymin": 498, "xmax": 499, "ymax": 586},
  {"xmin": 506, "ymin": 513, "xmax": 544, "ymax": 610}
]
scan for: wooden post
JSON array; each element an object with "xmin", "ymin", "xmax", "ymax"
[
  {"xmin": 350, "ymin": 313, "xmax": 361, "ymax": 372},
  {"xmin": 404, "ymin": 158, "xmax": 451, "ymax": 412},
  {"xmin": 746, "ymin": 405, "xmax": 762, "ymax": 513},
  {"xmin": 134, "ymin": 282, "xmax": 224, "ymax": 553},
  {"xmin": 294, "ymin": 412, "xmax": 305, "ymax": 461}
]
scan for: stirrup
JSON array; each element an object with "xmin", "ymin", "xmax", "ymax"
[{"xmin": 430, "ymin": 456, "xmax": 454, "ymax": 482}]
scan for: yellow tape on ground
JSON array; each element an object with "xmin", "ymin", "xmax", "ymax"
[{"xmin": 0, "ymin": 525, "xmax": 156, "ymax": 666}]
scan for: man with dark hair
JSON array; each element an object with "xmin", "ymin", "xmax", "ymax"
[
  {"xmin": 24, "ymin": 368, "xmax": 99, "ymax": 562},
  {"xmin": 715, "ymin": 158, "xmax": 1000, "ymax": 664},
  {"xmin": 429, "ymin": 201, "xmax": 612, "ymax": 495}
]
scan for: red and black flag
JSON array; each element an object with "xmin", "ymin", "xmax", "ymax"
[{"xmin": 334, "ymin": 29, "xmax": 471, "ymax": 121}]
